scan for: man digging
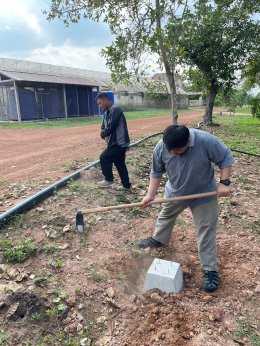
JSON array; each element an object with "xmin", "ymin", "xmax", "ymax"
[{"xmin": 138, "ymin": 125, "xmax": 234, "ymax": 292}]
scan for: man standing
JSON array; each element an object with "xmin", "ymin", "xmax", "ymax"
[
  {"xmin": 138, "ymin": 125, "xmax": 234, "ymax": 292},
  {"xmin": 96, "ymin": 93, "xmax": 131, "ymax": 191}
]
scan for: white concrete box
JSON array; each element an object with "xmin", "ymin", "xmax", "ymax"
[{"xmin": 144, "ymin": 258, "xmax": 183, "ymax": 293}]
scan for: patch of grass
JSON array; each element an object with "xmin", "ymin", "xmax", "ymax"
[
  {"xmin": 62, "ymin": 161, "xmax": 78, "ymax": 172},
  {"xmin": 0, "ymin": 238, "xmax": 37, "ymax": 263},
  {"xmin": 89, "ymin": 265, "xmax": 102, "ymax": 282},
  {"xmin": 0, "ymin": 332, "xmax": 9, "ymax": 345},
  {"xmin": 67, "ymin": 180, "xmax": 86, "ymax": 193},
  {"xmin": 177, "ymin": 218, "xmax": 188, "ymax": 227},
  {"xmin": 42, "ymin": 243, "xmax": 58, "ymax": 253},
  {"xmin": 116, "ymin": 194, "xmax": 130, "ymax": 204},
  {"xmin": 235, "ymin": 107, "xmax": 252, "ymax": 114},
  {"xmin": 45, "ymin": 226, "xmax": 63, "ymax": 239},
  {"xmin": 0, "ymin": 214, "xmax": 28, "ymax": 230},
  {"xmin": 0, "ymin": 108, "xmax": 194, "ymax": 129},
  {"xmin": 127, "ymin": 242, "xmax": 143, "ymax": 257},
  {"xmin": 0, "ymin": 176, "xmax": 6, "ymax": 188},
  {"xmin": 32, "ymin": 271, "xmax": 52, "ymax": 287},
  {"xmin": 234, "ymin": 318, "xmax": 260, "ymax": 345},
  {"xmin": 137, "ymin": 181, "xmax": 147, "ymax": 189},
  {"xmin": 213, "ymin": 114, "xmax": 260, "ymax": 155},
  {"xmin": 0, "ymin": 117, "xmax": 103, "ymax": 129},
  {"xmin": 50, "ymin": 258, "xmax": 62, "ymax": 269},
  {"xmin": 116, "ymin": 273, "xmax": 127, "ymax": 281}
]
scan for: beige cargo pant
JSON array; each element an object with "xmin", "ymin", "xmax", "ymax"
[{"xmin": 153, "ymin": 198, "xmax": 218, "ymax": 271}]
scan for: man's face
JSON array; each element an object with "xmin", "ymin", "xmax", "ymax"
[
  {"xmin": 97, "ymin": 98, "xmax": 110, "ymax": 111},
  {"xmin": 170, "ymin": 141, "xmax": 190, "ymax": 155}
]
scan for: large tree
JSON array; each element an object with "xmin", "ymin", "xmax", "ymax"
[
  {"xmin": 46, "ymin": 0, "xmax": 190, "ymax": 124},
  {"xmin": 179, "ymin": 0, "xmax": 260, "ymax": 124}
]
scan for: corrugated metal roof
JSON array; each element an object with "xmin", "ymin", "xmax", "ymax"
[{"xmin": 0, "ymin": 70, "xmax": 99, "ymax": 87}]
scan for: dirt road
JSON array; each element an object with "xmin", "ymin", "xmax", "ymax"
[{"xmin": 0, "ymin": 109, "xmax": 207, "ymax": 183}]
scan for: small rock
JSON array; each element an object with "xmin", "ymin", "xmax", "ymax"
[
  {"xmin": 202, "ymin": 295, "xmax": 214, "ymax": 303},
  {"xmin": 80, "ymin": 338, "xmax": 92, "ymax": 346},
  {"xmin": 77, "ymin": 323, "xmax": 83, "ymax": 331},
  {"xmin": 254, "ymin": 284, "xmax": 260, "ymax": 293},
  {"xmin": 66, "ymin": 296, "xmax": 76, "ymax": 306},
  {"xmin": 150, "ymin": 292, "xmax": 163, "ymax": 303},
  {"xmin": 64, "ymin": 322, "xmax": 77, "ymax": 333},
  {"xmin": 207, "ymin": 329, "xmax": 212, "ymax": 335},
  {"xmin": 78, "ymin": 304, "xmax": 84, "ymax": 310},
  {"xmin": 63, "ymin": 225, "xmax": 70, "ymax": 233},
  {"xmin": 36, "ymin": 207, "xmax": 44, "ymax": 212},
  {"xmin": 58, "ymin": 243, "xmax": 69, "ymax": 250},
  {"xmin": 209, "ymin": 313, "xmax": 221, "ymax": 322},
  {"xmin": 152, "ymin": 307, "xmax": 160, "ymax": 315},
  {"xmin": 76, "ymin": 313, "xmax": 84, "ymax": 322},
  {"xmin": 107, "ymin": 287, "xmax": 114, "ymax": 299},
  {"xmin": 97, "ymin": 315, "xmax": 107, "ymax": 324}
]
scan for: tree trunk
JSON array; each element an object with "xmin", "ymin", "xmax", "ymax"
[
  {"xmin": 204, "ymin": 82, "xmax": 218, "ymax": 125},
  {"xmin": 167, "ymin": 73, "xmax": 178, "ymax": 124},
  {"xmin": 156, "ymin": 0, "xmax": 178, "ymax": 124}
]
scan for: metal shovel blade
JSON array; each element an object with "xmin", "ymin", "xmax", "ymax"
[{"xmin": 76, "ymin": 211, "xmax": 85, "ymax": 234}]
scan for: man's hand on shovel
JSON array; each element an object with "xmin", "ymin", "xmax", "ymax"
[
  {"xmin": 217, "ymin": 183, "xmax": 231, "ymax": 198},
  {"xmin": 141, "ymin": 194, "xmax": 155, "ymax": 208}
]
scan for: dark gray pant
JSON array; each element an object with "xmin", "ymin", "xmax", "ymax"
[
  {"xmin": 100, "ymin": 145, "xmax": 131, "ymax": 188},
  {"xmin": 153, "ymin": 198, "xmax": 218, "ymax": 271}
]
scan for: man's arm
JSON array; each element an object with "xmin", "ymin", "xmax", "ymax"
[
  {"xmin": 141, "ymin": 177, "xmax": 161, "ymax": 208},
  {"xmin": 217, "ymin": 166, "xmax": 232, "ymax": 197},
  {"xmin": 100, "ymin": 107, "xmax": 121, "ymax": 138}
]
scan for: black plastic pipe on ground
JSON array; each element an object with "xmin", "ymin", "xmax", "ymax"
[
  {"xmin": 0, "ymin": 133, "xmax": 162, "ymax": 228},
  {"xmin": 0, "ymin": 130, "xmax": 258, "ymax": 227}
]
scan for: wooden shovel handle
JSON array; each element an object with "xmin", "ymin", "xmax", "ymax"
[{"xmin": 81, "ymin": 191, "xmax": 217, "ymax": 214}]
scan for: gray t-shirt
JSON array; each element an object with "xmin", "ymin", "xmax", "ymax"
[{"xmin": 151, "ymin": 129, "xmax": 234, "ymax": 207}]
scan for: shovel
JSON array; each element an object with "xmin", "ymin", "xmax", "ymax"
[{"xmin": 75, "ymin": 191, "xmax": 217, "ymax": 233}]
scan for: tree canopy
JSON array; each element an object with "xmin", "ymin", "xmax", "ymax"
[
  {"xmin": 46, "ymin": 0, "xmax": 260, "ymax": 125},
  {"xmin": 179, "ymin": 0, "xmax": 260, "ymax": 123}
]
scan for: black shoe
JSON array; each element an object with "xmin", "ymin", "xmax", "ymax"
[
  {"xmin": 203, "ymin": 271, "xmax": 219, "ymax": 292},
  {"xmin": 138, "ymin": 237, "xmax": 164, "ymax": 249}
]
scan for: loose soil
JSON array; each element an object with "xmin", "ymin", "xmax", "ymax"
[{"xmin": 0, "ymin": 109, "xmax": 259, "ymax": 346}]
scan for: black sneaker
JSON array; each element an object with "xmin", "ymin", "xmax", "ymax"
[
  {"xmin": 138, "ymin": 237, "xmax": 164, "ymax": 249},
  {"xmin": 203, "ymin": 271, "xmax": 219, "ymax": 292}
]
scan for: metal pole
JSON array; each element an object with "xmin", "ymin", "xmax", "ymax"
[
  {"xmin": 63, "ymin": 84, "xmax": 68, "ymax": 118},
  {"xmin": 13, "ymin": 80, "xmax": 21, "ymax": 122}
]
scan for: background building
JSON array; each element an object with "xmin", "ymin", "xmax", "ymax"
[{"xmin": 0, "ymin": 57, "xmax": 201, "ymax": 121}]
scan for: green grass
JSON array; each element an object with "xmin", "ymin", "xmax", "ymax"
[
  {"xmin": 0, "ymin": 238, "xmax": 37, "ymax": 263},
  {"xmin": 234, "ymin": 318, "xmax": 260, "ymax": 345},
  {"xmin": 234, "ymin": 107, "xmax": 252, "ymax": 114},
  {"xmin": 213, "ymin": 113, "xmax": 260, "ymax": 155},
  {"xmin": 0, "ymin": 108, "xmax": 191, "ymax": 129}
]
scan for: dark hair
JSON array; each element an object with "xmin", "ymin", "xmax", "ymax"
[
  {"xmin": 95, "ymin": 92, "xmax": 111, "ymax": 101},
  {"xmin": 163, "ymin": 125, "xmax": 190, "ymax": 150}
]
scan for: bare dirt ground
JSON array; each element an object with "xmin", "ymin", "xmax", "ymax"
[
  {"xmin": 0, "ymin": 109, "xmax": 208, "ymax": 184},
  {"xmin": 0, "ymin": 109, "xmax": 259, "ymax": 346}
]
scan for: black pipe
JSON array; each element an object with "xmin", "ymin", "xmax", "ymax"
[
  {"xmin": 0, "ymin": 133, "xmax": 162, "ymax": 228},
  {"xmin": 230, "ymin": 148, "xmax": 260, "ymax": 158},
  {"xmin": 0, "ymin": 160, "xmax": 98, "ymax": 227},
  {"xmin": 0, "ymin": 130, "xmax": 258, "ymax": 227}
]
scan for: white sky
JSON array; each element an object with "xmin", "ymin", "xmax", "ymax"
[{"xmin": 0, "ymin": 0, "xmax": 113, "ymax": 71}]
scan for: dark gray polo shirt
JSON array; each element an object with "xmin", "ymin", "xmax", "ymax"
[{"xmin": 151, "ymin": 129, "xmax": 234, "ymax": 207}]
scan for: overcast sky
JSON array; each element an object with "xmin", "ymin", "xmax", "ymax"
[{"xmin": 0, "ymin": 0, "xmax": 113, "ymax": 71}]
